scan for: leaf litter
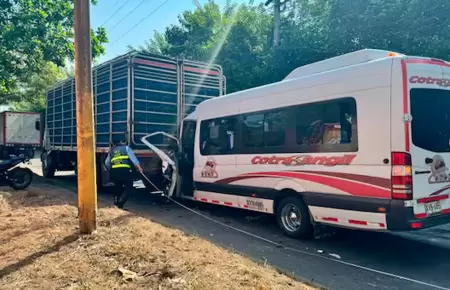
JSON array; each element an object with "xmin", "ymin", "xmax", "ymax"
[{"xmin": 0, "ymin": 182, "xmax": 316, "ymax": 290}]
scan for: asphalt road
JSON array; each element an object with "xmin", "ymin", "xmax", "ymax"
[{"xmin": 27, "ymin": 155, "xmax": 450, "ymax": 290}]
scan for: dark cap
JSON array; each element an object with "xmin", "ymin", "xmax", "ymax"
[{"xmin": 111, "ymin": 133, "xmax": 128, "ymax": 146}]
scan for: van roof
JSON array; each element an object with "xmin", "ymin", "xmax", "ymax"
[
  {"xmin": 194, "ymin": 49, "xmax": 405, "ymax": 117},
  {"xmin": 284, "ymin": 49, "xmax": 404, "ymax": 80}
]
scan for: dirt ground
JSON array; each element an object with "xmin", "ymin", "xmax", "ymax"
[{"xmin": 0, "ymin": 181, "xmax": 315, "ymax": 290}]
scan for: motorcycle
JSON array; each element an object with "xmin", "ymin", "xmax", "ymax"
[{"xmin": 0, "ymin": 154, "xmax": 33, "ymax": 190}]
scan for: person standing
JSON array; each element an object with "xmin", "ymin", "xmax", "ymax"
[{"xmin": 105, "ymin": 138, "xmax": 143, "ymax": 209}]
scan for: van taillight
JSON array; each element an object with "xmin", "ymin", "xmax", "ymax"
[{"xmin": 391, "ymin": 152, "xmax": 413, "ymax": 200}]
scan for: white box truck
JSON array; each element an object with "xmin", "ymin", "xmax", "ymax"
[{"xmin": 0, "ymin": 111, "xmax": 41, "ymax": 159}]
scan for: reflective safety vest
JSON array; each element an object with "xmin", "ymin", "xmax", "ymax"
[{"xmin": 110, "ymin": 145, "xmax": 132, "ymax": 169}]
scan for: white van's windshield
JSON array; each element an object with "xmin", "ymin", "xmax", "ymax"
[{"xmin": 410, "ymin": 88, "xmax": 450, "ymax": 152}]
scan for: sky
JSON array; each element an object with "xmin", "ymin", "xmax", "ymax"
[{"xmin": 92, "ymin": 0, "xmax": 264, "ymax": 64}]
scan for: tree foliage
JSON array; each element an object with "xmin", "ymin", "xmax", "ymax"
[
  {"xmin": 0, "ymin": 0, "xmax": 108, "ymax": 103},
  {"xmin": 10, "ymin": 62, "xmax": 69, "ymax": 112},
  {"xmin": 132, "ymin": 0, "xmax": 450, "ymax": 93}
]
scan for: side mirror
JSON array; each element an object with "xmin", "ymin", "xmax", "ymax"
[{"xmin": 35, "ymin": 120, "xmax": 40, "ymax": 131}]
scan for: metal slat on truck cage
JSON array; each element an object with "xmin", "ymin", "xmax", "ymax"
[{"xmin": 46, "ymin": 52, "xmax": 226, "ymax": 152}]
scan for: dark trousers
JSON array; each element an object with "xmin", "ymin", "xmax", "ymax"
[{"xmin": 110, "ymin": 167, "xmax": 134, "ymax": 209}]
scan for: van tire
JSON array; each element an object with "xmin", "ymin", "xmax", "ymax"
[{"xmin": 276, "ymin": 196, "xmax": 313, "ymax": 239}]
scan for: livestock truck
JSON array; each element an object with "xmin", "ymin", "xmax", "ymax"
[
  {"xmin": 0, "ymin": 111, "xmax": 41, "ymax": 159},
  {"xmin": 42, "ymin": 52, "xmax": 226, "ymax": 188}
]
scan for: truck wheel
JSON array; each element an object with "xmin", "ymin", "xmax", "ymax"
[
  {"xmin": 276, "ymin": 196, "xmax": 313, "ymax": 239},
  {"xmin": 42, "ymin": 152, "xmax": 56, "ymax": 178},
  {"xmin": 27, "ymin": 149, "xmax": 35, "ymax": 159}
]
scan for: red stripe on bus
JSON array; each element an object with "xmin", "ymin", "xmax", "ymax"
[
  {"xmin": 322, "ymin": 217, "xmax": 338, "ymax": 222},
  {"xmin": 415, "ymin": 213, "xmax": 427, "ymax": 219},
  {"xmin": 348, "ymin": 219, "xmax": 368, "ymax": 226},
  {"xmin": 241, "ymin": 171, "xmax": 391, "ymax": 198},
  {"xmin": 407, "ymin": 59, "xmax": 450, "ymax": 68},
  {"xmin": 215, "ymin": 175, "xmax": 275, "ymax": 184},
  {"xmin": 294, "ymin": 171, "xmax": 391, "ymax": 189},
  {"xmin": 429, "ymin": 184, "xmax": 450, "ymax": 196},
  {"xmin": 401, "ymin": 59, "xmax": 410, "ymax": 152},
  {"xmin": 218, "ymin": 171, "xmax": 391, "ymax": 190},
  {"xmin": 417, "ymin": 209, "xmax": 450, "ymax": 219},
  {"xmin": 442, "ymin": 209, "xmax": 450, "ymax": 215},
  {"xmin": 417, "ymin": 194, "xmax": 449, "ymax": 204}
]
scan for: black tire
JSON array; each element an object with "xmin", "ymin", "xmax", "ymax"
[
  {"xmin": 9, "ymin": 167, "xmax": 33, "ymax": 190},
  {"xmin": 42, "ymin": 151, "xmax": 56, "ymax": 178},
  {"xmin": 276, "ymin": 196, "xmax": 313, "ymax": 239}
]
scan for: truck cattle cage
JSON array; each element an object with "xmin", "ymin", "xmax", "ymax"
[{"xmin": 42, "ymin": 51, "xmax": 226, "ymax": 188}]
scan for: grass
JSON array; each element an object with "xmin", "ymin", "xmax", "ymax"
[{"xmin": 0, "ymin": 182, "xmax": 315, "ymax": 290}]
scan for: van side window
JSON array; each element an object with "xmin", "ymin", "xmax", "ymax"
[
  {"xmin": 295, "ymin": 97, "xmax": 357, "ymax": 152},
  {"xmin": 264, "ymin": 111, "xmax": 288, "ymax": 146},
  {"xmin": 200, "ymin": 117, "xmax": 237, "ymax": 155},
  {"xmin": 242, "ymin": 110, "xmax": 288, "ymax": 148},
  {"xmin": 242, "ymin": 113, "xmax": 264, "ymax": 147}
]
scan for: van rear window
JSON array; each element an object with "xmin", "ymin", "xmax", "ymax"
[{"xmin": 410, "ymin": 88, "xmax": 450, "ymax": 152}]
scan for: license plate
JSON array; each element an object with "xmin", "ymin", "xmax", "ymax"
[{"xmin": 425, "ymin": 201, "xmax": 442, "ymax": 216}]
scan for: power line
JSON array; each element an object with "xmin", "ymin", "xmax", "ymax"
[
  {"xmin": 108, "ymin": 0, "xmax": 148, "ymax": 32},
  {"xmin": 112, "ymin": 0, "xmax": 121, "ymax": 8},
  {"xmin": 100, "ymin": 0, "xmax": 132, "ymax": 27},
  {"xmin": 108, "ymin": 0, "xmax": 171, "ymax": 47}
]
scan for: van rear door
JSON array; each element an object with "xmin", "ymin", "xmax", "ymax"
[{"xmin": 406, "ymin": 59, "xmax": 450, "ymax": 219}]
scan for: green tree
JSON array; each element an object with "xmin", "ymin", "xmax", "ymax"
[
  {"xmin": 128, "ymin": 31, "xmax": 171, "ymax": 54},
  {"xmin": 0, "ymin": 0, "xmax": 108, "ymax": 103},
  {"xmin": 11, "ymin": 62, "xmax": 68, "ymax": 112},
  {"xmin": 133, "ymin": 1, "xmax": 273, "ymax": 92},
  {"xmin": 134, "ymin": 0, "xmax": 450, "ymax": 93},
  {"xmin": 322, "ymin": 0, "xmax": 450, "ymax": 59}
]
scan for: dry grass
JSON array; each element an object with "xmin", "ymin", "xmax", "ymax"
[{"xmin": 0, "ymin": 183, "xmax": 315, "ymax": 290}]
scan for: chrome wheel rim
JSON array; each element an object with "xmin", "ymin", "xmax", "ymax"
[{"xmin": 281, "ymin": 203, "xmax": 302, "ymax": 232}]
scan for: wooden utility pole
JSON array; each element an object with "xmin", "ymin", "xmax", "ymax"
[{"xmin": 74, "ymin": 0, "xmax": 97, "ymax": 234}]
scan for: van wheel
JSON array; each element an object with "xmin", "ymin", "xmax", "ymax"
[{"xmin": 276, "ymin": 196, "xmax": 313, "ymax": 239}]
